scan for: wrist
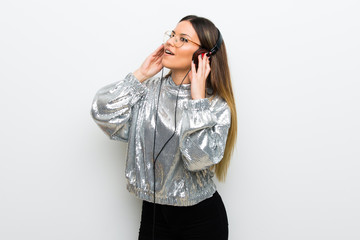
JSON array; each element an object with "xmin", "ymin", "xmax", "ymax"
[
  {"xmin": 192, "ymin": 95, "xmax": 206, "ymax": 100},
  {"xmin": 133, "ymin": 69, "xmax": 147, "ymax": 83},
  {"xmin": 191, "ymin": 90, "xmax": 206, "ymax": 100}
]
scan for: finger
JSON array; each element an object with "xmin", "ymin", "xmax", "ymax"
[
  {"xmin": 155, "ymin": 50, "xmax": 164, "ymax": 59},
  {"xmin": 198, "ymin": 54, "xmax": 204, "ymax": 74},
  {"xmin": 153, "ymin": 48, "xmax": 164, "ymax": 62},
  {"xmin": 202, "ymin": 55, "xmax": 207, "ymax": 74},
  {"xmin": 155, "ymin": 45, "xmax": 165, "ymax": 57},
  {"xmin": 191, "ymin": 61, "xmax": 196, "ymax": 79},
  {"xmin": 202, "ymin": 54, "xmax": 207, "ymax": 72},
  {"xmin": 206, "ymin": 56, "xmax": 210, "ymax": 71},
  {"xmin": 191, "ymin": 60, "xmax": 196, "ymax": 74},
  {"xmin": 155, "ymin": 44, "xmax": 164, "ymax": 52},
  {"xmin": 199, "ymin": 54, "xmax": 206, "ymax": 77},
  {"xmin": 155, "ymin": 57, "xmax": 163, "ymax": 66},
  {"xmin": 153, "ymin": 44, "xmax": 164, "ymax": 57},
  {"xmin": 205, "ymin": 59, "xmax": 211, "ymax": 77}
]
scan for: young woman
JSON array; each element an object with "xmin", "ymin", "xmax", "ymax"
[{"xmin": 91, "ymin": 15, "xmax": 237, "ymax": 240}]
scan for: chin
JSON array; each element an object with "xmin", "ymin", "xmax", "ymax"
[
  {"xmin": 162, "ymin": 59, "xmax": 190, "ymax": 71},
  {"xmin": 162, "ymin": 58, "xmax": 174, "ymax": 69}
]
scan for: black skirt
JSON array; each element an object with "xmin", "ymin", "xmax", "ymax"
[{"xmin": 138, "ymin": 191, "xmax": 229, "ymax": 240}]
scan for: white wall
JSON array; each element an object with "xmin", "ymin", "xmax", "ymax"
[{"xmin": 1, "ymin": 0, "xmax": 359, "ymax": 239}]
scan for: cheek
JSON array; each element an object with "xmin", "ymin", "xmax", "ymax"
[
  {"xmin": 176, "ymin": 48, "xmax": 196, "ymax": 66},
  {"xmin": 180, "ymin": 48, "xmax": 195, "ymax": 61}
]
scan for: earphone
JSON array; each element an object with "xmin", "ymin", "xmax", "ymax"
[
  {"xmin": 192, "ymin": 28, "xmax": 223, "ymax": 70},
  {"xmin": 151, "ymin": 68, "xmax": 191, "ymax": 240},
  {"xmin": 150, "ymin": 28, "xmax": 223, "ymax": 240}
]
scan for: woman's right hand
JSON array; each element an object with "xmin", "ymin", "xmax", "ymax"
[{"xmin": 133, "ymin": 44, "xmax": 164, "ymax": 82}]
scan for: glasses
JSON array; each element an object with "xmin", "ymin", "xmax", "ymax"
[{"xmin": 163, "ymin": 30, "xmax": 201, "ymax": 48}]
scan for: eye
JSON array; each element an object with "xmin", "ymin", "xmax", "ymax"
[
  {"xmin": 170, "ymin": 32, "xmax": 175, "ymax": 38},
  {"xmin": 180, "ymin": 37, "xmax": 188, "ymax": 43}
]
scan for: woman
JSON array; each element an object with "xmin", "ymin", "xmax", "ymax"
[{"xmin": 91, "ymin": 15, "xmax": 237, "ymax": 240}]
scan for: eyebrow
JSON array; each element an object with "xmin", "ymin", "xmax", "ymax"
[{"xmin": 172, "ymin": 30, "xmax": 191, "ymax": 38}]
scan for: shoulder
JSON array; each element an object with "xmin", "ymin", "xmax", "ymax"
[{"xmin": 141, "ymin": 75, "xmax": 162, "ymax": 89}]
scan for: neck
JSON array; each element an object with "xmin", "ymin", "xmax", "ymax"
[{"xmin": 171, "ymin": 69, "xmax": 191, "ymax": 86}]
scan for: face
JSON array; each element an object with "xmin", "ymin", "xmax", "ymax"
[{"xmin": 162, "ymin": 21, "xmax": 201, "ymax": 71}]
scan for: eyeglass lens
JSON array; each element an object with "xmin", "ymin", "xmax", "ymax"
[{"xmin": 163, "ymin": 31, "xmax": 183, "ymax": 47}]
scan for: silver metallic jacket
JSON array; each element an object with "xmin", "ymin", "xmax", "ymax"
[{"xmin": 91, "ymin": 72, "xmax": 231, "ymax": 206}]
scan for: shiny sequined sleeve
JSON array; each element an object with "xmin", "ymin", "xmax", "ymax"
[
  {"xmin": 179, "ymin": 97, "xmax": 231, "ymax": 171},
  {"xmin": 90, "ymin": 73, "xmax": 148, "ymax": 142}
]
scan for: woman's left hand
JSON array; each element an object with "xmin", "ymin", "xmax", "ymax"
[{"xmin": 189, "ymin": 54, "xmax": 211, "ymax": 100}]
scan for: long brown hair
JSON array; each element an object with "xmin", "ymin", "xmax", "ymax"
[{"xmin": 171, "ymin": 15, "xmax": 238, "ymax": 181}]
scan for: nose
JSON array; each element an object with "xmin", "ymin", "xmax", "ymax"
[{"xmin": 166, "ymin": 36, "xmax": 175, "ymax": 47}]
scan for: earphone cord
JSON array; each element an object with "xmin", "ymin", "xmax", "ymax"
[{"xmin": 151, "ymin": 68, "xmax": 191, "ymax": 240}]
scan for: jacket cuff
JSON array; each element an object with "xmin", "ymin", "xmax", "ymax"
[
  {"xmin": 181, "ymin": 98, "xmax": 211, "ymax": 111},
  {"xmin": 125, "ymin": 72, "xmax": 147, "ymax": 92}
]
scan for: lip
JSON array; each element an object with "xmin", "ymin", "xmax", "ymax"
[{"xmin": 164, "ymin": 48, "xmax": 175, "ymax": 56}]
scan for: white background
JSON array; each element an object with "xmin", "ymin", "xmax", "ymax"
[{"xmin": 1, "ymin": 0, "xmax": 359, "ymax": 239}]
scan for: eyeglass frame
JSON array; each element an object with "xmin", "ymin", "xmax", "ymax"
[{"xmin": 163, "ymin": 30, "xmax": 202, "ymax": 48}]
